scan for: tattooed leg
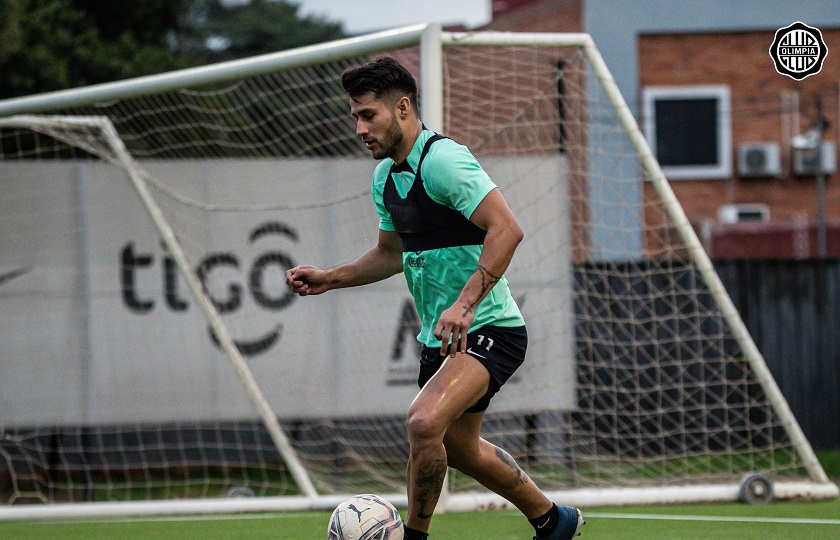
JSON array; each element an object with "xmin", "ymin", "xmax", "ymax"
[
  {"xmin": 444, "ymin": 413, "xmax": 554, "ymax": 520},
  {"xmin": 493, "ymin": 446, "xmax": 531, "ymax": 486},
  {"xmin": 405, "ymin": 352, "xmax": 491, "ymax": 532},
  {"xmin": 405, "ymin": 423, "xmax": 448, "ymax": 532},
  {"xmin": 408, "ymin": 455, "xmax": 447, "ymax": 524}
]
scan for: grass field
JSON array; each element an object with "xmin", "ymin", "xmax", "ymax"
[
  {"xmin": 1, "ymin": 495, "xmax": 838, "ymax": 540},
  {"xmin": 4, "ymin": 453, "xmax": 839, "ymax": 539}
]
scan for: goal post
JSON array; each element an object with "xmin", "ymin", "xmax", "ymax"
[
  {"xmin": 575, "ymin": 35, "xmax": 829, "ymax": 487},
  {"xmin": 0, "ymin": 25, "xmax": 835, "ymax": 521},
  {"xmin": 0, "ymin": 114, "xmax": 318, "ymax": 501}
]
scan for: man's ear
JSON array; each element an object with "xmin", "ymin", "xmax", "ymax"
[{"xmin": 396, "ymin": 96, "xmax": 411, "ymax": 120}]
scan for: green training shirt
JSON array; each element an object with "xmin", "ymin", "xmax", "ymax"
[{"xmin": 372, "ymin": 129, "xmax": 524, "ymax": 348}]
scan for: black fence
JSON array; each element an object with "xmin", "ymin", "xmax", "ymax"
[{"xmin": 715, "ymin": 259, "xmax": 840, "ymax": 450}]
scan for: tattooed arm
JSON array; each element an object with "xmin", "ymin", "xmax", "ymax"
[{"xmin": 434, "ymin": 188, "xmax": 524, "ymax": 357}]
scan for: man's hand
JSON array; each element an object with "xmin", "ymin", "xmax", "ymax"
[
  {"xmin": 286, "ymin": 265, "xmax": 331, "ymax": 296},
  {"xmin": 434, "ymin": 302, "xmax": 476, "ymax": 357}
]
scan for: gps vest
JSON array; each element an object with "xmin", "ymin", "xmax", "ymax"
[{"xmin": 383, "ymin": 134, "xmax": 487, "ymax": 252}]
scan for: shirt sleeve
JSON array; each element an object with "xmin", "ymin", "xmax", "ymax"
[
  {"xmin": 371, "ymin": 161, "xmax": 395, "ymax": 232},
  {"xmin": 422, "ymin": 139, "xmax": 497, "ymax": 219}
]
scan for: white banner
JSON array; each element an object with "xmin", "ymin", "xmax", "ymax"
[{"xmin": 0, "ymin": 156, "xmax": 572, "ymax": 426}]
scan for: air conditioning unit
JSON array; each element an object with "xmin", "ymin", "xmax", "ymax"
[
  {"xmin": 718, "ymin": 203, "xmax": 770, "ymax": 224},
  {"xmin": 737, "ymin": 143, "xmax": 781, "ymax": 177},
  {"xmin": 793, "ymin": 141, "xmax": 836, "ymax": 176}
]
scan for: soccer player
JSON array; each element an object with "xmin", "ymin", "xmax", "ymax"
[{"xmin": 286, "ymin": 57, "xmax": 583, "ymax": 540}]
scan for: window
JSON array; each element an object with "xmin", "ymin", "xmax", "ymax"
[{"xmin": 643, "ymin": 85, "xmax": 731, "ymax": 179}]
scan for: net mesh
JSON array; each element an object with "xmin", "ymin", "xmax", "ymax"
[{"xmin": 0, "ymin": 40, "xmax": 812, "ymax": 505}]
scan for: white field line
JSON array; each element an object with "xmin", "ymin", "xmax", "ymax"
[
  {"xmin": 586, "ymin": 512, "xmax": 840, "ymax": 526},
  {"xmin": 32, "ymin": 512, "xmax": 316, "ymax": 525},
  {"xmin": 31, "ymin": 511, "xmax": 840, "ymax": 527}
]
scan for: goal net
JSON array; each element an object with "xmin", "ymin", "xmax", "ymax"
[{"xmin": 0, "ymin": 26, "xmax": 834, "ymax": 517}]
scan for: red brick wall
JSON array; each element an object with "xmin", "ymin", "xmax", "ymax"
[
  {"xmin": 484, "ymin": 0, "xmax": 582, "ymax": 32},
  {"xmin": 706, "ymin": 220, "xmax": 840, "ymax": 259},
  {"xmin": 639, "ymin": 30, "xmax": 840, "ymax": 250}
]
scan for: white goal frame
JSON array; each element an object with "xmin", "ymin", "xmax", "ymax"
[
  {"xmin": 0, "ymin": 24, "xmax": 835, "ymax": 521},
  {"xmin": 0, "ymin": 114, "xmax": 319, "ymax": 504}
]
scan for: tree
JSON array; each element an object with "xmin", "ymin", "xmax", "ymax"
[
  {"xmin": 188, "ymin": 0, "xmax": 346, "ymax": 62},
  {"xmin": 0, "ymin": 0, "xmax": 195, "ymax": 99},
  {"xmin": 0, "ymin": 0, "xmax": 346, "ymax": 100}
]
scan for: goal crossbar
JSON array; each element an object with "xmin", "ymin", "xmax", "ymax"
[{"xmin": 0, "ymin": 25, "xmax": 431, "ymax": 117}]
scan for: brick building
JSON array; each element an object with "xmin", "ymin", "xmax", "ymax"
[
  {"xmin": 476, "ymin": 0, "xmax": 840, "ymax": 259},
  {"xmin": 640, "ymin": 29, "xmax": 840, "ymax": 258}
]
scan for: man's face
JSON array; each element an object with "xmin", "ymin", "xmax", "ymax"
[{"xmin": 350, "ymin": 92, "xmax": 403, "ymax": 160}]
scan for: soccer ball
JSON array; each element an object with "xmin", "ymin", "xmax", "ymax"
[{"xmin": 327, "ymin": 494, "xmax": 404, "ymax": 540}]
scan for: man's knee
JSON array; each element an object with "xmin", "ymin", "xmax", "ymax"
[{"xmin": 406, "ymin": 405, "xmax": 446, "ymax": 445}]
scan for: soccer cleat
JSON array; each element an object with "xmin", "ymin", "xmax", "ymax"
[{"xmin": 533, "ymin": 505, "xmax": 584, "ymax": 540}]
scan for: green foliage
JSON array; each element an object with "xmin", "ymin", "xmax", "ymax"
[
  {"xmin": 0, "ymin": 0, "xmax": 346, "ymax": 100},
  {"xmin": 192, "ymin": 0, "xmax": 346, "ymax": 62},
  {"xmin": 0, "ymin": 0, "xmax": 193, "ymax": 99}
]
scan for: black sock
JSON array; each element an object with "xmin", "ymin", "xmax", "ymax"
[
  {"xmin": 529, "ymin": 504, "xmax": 560, "ymax": 537},
  {"xmin": 404, "ymin": 525, "xmax": 429, "ymax": 540}
]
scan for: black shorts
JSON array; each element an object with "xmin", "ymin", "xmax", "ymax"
[{"xmin": 418, "ymin": 325, "xmax": 527, "ymax": 413}]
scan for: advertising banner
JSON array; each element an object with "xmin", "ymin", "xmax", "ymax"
[{"xmin": 0, "ymin": 156, "xmax": 572, "ymax": 425}]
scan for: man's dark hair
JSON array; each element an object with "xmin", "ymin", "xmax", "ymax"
[{"xmin": 341, "ymin": 57, "xmax": 419, "ymax": 113}]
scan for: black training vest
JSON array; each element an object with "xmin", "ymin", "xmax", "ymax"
[{"xmin": 383, "ymin": 134, "xmax": 487, "ymax": 252}]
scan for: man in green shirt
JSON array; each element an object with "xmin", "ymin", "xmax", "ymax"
[{"xmin": 286, "ymin": 57, "xmax": 583, "ymax": 540}]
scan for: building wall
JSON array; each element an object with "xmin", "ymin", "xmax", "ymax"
[
  {"xmin": 639, "ymin": 29, "xmax": 840, "ymax": 256},
  {"xmin": 486, "ymin": 0, "xmax": 582, "ymax": 32},
  {"xmin": 481, "ymin": 1, "xmax": 840, "ymax": 258},
  {"xmin": 586, "ymin": 0, "xmax": 840, "ymax": 117},
  {"xmin": 584, "ymin": 1, "xmax": 840, "ymax": 258}
]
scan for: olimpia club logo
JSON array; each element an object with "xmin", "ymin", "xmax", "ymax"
[{"xmin": 770, "ymin": 21, "xmax": 827, "ymax": 80}]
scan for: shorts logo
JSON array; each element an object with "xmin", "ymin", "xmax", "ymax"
[
  {"xmin": 770, "ymin": 22, "xmax": 827, "ymax": 80},
  {"xmin": 466, "ymin": 347, "xmax": 487, "ymax": 360}
]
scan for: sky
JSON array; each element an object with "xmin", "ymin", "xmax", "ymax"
[{"xmin": 293, "ymin": 0, "xmax": 492, "ymax": 34}]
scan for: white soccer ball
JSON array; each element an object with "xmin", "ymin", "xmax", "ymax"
[{"xmin": 327, "ymin": 494, "xmax": 404, "ymax": 540}]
